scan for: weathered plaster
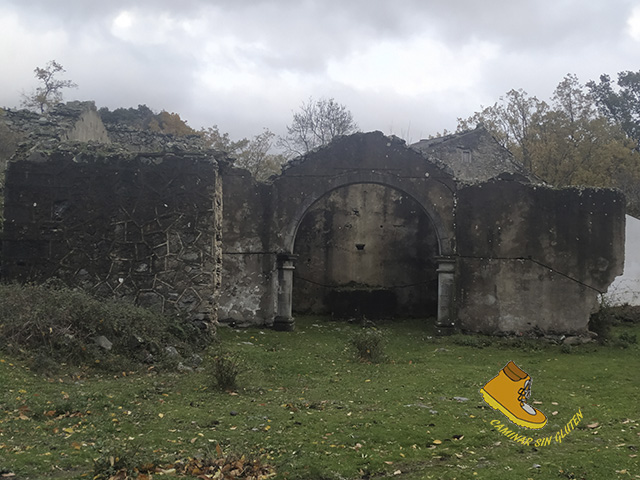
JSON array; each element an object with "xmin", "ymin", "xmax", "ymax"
[{"xmin": 0, "ymin": 110, "xmax": 626, "ymax": 336}]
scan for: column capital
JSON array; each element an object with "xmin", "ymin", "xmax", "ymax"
[
  {"xmin": 277, "ymin": 252, "xmax": 298, "ymax": 267},
  {"xmin": 436, "ymin": 256, "xmax": 456, "ymax": 273}
]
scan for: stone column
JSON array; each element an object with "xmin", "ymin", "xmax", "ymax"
[
  {"xmin": 435, "ymin": 256, "xmax": 456, "ymax": 334},
  {"xmin": 273, "ymin": 253, "xmax": 298, "ymax": 331}
]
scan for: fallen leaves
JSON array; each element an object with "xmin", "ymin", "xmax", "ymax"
[
  {"xmin": 94, "ymin": 446, "xmax": 276, "ymax": 480},
  {"xmin": 171, "ymin": 451, "xmax": 276, "ymax": 480}
]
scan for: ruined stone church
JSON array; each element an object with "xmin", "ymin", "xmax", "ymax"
[{"xmin": 0, "ymin": 102, "xmax": 625, "ymax": 336}]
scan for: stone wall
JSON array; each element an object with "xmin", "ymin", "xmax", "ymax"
[
  {"xmin": 105, "ymin": 124, "xmax": 206, "ymax": 153},
  {"xmin": 1, "ymin": 124, "xmax": 626, "ymax": 336},
  {"xmin": 2, "ymin": 145, "xmax": 222, "ymax": 324},
  {"xmin": 455, "ymin": 180, "xmax": 625, "ymax": 334},
  {"xmin": 218, "ymin": 132, "xmax": 457, "ymax": 327},
  {"xmin": 219, "ymin": 131, "xmax": 625, "ymax": 335},
  {"xmin": 218, "ymin": 163, "xmax": 277, "ymax": 325}
]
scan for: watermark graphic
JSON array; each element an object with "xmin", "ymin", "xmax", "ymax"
[
  {"xmin": 490, "ymin": 409, "xmax": 583, "ymax": 446},
  {"xmin": 480, "ymin": 361, "xmax": 547, "ymax": 429},
  {"xmin": 481, "ymin": 361, "xmax": 584, "ymax": 446}
]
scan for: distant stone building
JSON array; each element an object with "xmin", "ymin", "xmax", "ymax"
[
  {"xmin": 0, "ymin": 102, "xmax": 627, "ymax": 336},
  {"xmin": 411, "ymin": 127, "xmax": 536, "ymax": 183}
]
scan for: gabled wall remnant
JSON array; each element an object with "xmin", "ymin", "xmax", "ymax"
[
  {"xmin": 1, "ymin": 101, "xmax": 111, "ymax": 146},
  {"xmin": 219, "ymin": 132, "xmax": 458, "ymax": 329}
]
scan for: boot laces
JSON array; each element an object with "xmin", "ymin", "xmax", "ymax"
[
  {"xmin": 517, "ymin": 379, "xmax": 531, "ymax": 404},
  {"xmin": 518, "ymin": 379, "xmax": 537, "ymax": 415}
]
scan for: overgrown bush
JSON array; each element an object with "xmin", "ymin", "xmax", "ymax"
[
  {"xmin": 619, "ymin": 332, "xmax": 638, "ymax": 344},
  {"xmin": 349, "ymin": 328, "xmax": 386, "ymax": 363},
  {"xmin": 0, "ymin": 282, "xmax": 214, "ymax": 372},
  {"xmin": 589, "ymin": 298, "xmax": 617, "ymax": 343},
  {"xmin": 589, "ymin": 300, "xmax": 640, "ymax": 344},
  {"xmin": 615, "ymin": 332, "xmax": 638, "ymax": 349},
  {"xmin": 210, "ymin": 352, "xmax": 243, "ymax": 391}
]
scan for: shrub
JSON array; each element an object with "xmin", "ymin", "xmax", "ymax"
[
  {"xmin": 619, "ymin": 332, "xmax": 638, "ymax": 344},
  {"xmin": 350, "ymin": 328, "xmax": 386, "ymax": 363},
  {"xmin": 210, "ymin": 352, "xmax": 243, "ymax": 391},
  {"xmin": 615, "ymin": 332, "xmax": 638, "ymax": 349},
  {"xmin": 588, "ymin": 297, "xmax": 617, "ymax": 343},
  {"xmin": 0, "ymin": 282, "xmax": 214, "ymax": 372}
]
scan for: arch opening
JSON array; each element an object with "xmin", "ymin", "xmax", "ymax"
[{"xmin": 292, "ymin": 183, "xmax": 439, "ymax": 319}]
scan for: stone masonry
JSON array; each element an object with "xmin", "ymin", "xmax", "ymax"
[
  {"xmin": 2, "ymin": 144, "xmax": 222, "ymax": 325},
  {"xmin": 0, "ymin": 103, "xmax": 627, "ymax": 336}
]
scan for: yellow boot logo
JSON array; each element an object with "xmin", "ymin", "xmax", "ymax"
[{"xmin": 480, "ymin": 361, "xmax": 547, "ymax": 430}]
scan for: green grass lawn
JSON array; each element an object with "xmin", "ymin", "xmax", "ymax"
[{"xmin": 1, "ymin": 316, "xmax": 639, "ymax": 479}]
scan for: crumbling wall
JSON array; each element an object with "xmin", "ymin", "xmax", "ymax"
[
  {"xmin": 2, "ymin": 145, "xmax": 222, "ymax": 324},
  {"xmin": 1, "ymin": 101, "xmax": 111, "ymax": 147},
  {"xmin": 105, "ymin": 124, "xmax": 206, "ymax": 152},
  {"xmin": 455, "ymin": 180, "xmax": 626, "ymax": 334},
  {"xmin": 218, "ymin": 163, "xmax": 276, "ymax": 325},
  {"xmin": 217, "ymin": 132, "xmax": 458, "ymax": 325},
  {"xmin": 3, "ymin": 123, "xmax": 625, "ymax": 336}
]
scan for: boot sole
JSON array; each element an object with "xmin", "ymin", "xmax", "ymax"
[{"xmin": 480, "ymin": 388, "xmax": 547, "ymax": 429}]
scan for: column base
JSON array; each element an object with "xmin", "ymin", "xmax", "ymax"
[
  {"xmin": 435, "ymin": 324, "xmax": 456, "ymax": 336},
  {"xmin": 273, "ymin": 315, "xmax": 295, "ymax": 332}
]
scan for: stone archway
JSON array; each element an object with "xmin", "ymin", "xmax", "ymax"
[
  {"xmin": 268, "ymin": 133, "xmax": 458, "ymax": 331},
  {"xmin": 292, "ymin": 183, "xmax": 439, "ymax": 319}
]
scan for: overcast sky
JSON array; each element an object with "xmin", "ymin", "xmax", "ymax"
[{"xmin": 2, "ymin": 1, "xmax": 640, "ymax": 143}]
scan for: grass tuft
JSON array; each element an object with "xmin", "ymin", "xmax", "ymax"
[
  {"xmin": 349, "ymin": 328, "xmax": 386, "ymax": 363},
  {"xmin": 210, "ymin": 351, "xmax": 243, "ymax": 391}
]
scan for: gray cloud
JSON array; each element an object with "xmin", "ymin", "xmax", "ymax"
[{"xmin": 2, "ymin": 0, "xmax": 639, "ymax": 140}]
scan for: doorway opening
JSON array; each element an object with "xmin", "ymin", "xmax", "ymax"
[{"xmin": 292, "ymin": 183, "xmax": 439, "ymax": 319}]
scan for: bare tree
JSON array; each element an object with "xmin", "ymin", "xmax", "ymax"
[
  {"xmin": 21, "ymin": 60, "xmax": 78, "ymax": 113},
  {"xmin": 200, "ymin": 126, "xmax": 286, "ymax": 181},
  {"xmin": 279, "ymin": 97, "xmax": 358, "ymax": 157}
]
